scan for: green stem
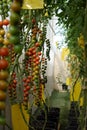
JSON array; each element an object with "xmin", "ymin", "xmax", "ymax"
[
  {"xmin": 72, "ymin": 74, "xmax": 80, "ymax": 101},
  {"xmin": 5, "ymin": 123, "xmax": 13, "ymax": 130},
  {"xmin": 19, "ymin": 103, "xmax": 35, "ymax": 130}
]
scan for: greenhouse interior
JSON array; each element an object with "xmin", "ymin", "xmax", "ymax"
[{"xmin": 0, "ymin": 0, "xmax": 87, "ymax": 130}]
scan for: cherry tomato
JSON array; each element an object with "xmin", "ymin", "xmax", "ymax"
[
  {"xmin": 0, "ymin": 47, "xmax": 9, "ymax": 56},
  {"xmin": 0, "ymin": 80, "xmax": 8, "ymax": 90},
  {"xmin": 9, "ymin": 35, "xmax": 20, "ymax": 44},
  {"xmin": 0, "ymin": 90, "xmax": 6, "ymax": 101},
  {"xmin": 3, "ymin": 39, "xmax": 10, "ymax": 45},
  {"xmin": 0, "ymin": 70, "xmax": 9, "ymax": 80},
  {"xmin": 10, "ymin": 12, "xmax": 20, "ymax": 25},
  {"xmin": 32, "ymin": 18, "xmax": 36, "ymax": 24},
  {"xmin": 0, "ymin": 28, "xmax": 5, "ymax": 36},
  {"xmin": 11, "ymin": 1, "xmax": 21, "ymax": 12},
  {"xmin": 9, "ymin": 25, "xmax": 19, "ymax": 35},
  {"xmin": 3, "ymin": 19, "xmax": 9, "ymax": 26},
  {"xmin": 0, "ymin": 116, "xmax": 6, "ymax": 125},
  {"xmin": 0, "ymin": 36, "xmax": 4, "ymax": 43},
  {"xmin": 0, "ymin": 101, "xmax": 5, "ymax": 110},
  {"xmin": 6, "ymin": 32, "xmax": 11, "ymax": 39},
  {"xmin": 26, "ymin": 86, "xmax": 30, "ymax": 91},
  {"xmin": 35, "ymin": 42, "xmax": 40, "ymax": 47},
  {"xmin": 0, "ymin": 59, "xmax": 9, "ymax": 70},
  {"xmin": 0, "ymin": 21, "xmax": 3, "ymax": 27},
  {"xmin": 38, "ymin": 51, "xmax": 41, "ymax": 56},
  {"xmin": 14, "ymin": 45, "xmax": 23, "ymax": 53}
]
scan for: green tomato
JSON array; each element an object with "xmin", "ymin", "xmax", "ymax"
[
  {"xmin": 9, "ymin": 25, "xmax": 19, "ymax": 35},
  {"xmin": 0, "ymin": 116, "xmax": 6, "ymax": 125},
  {"xmin": 10, "ymin": 11, "xmax": 20, "ymax": 25},
  {"xmin": 9, "ymin": 35, "xmax": 20, "ymax": 45},
  {"xmin": 14, "ymin": 45, "xmax": 23, "ymax": 53}
]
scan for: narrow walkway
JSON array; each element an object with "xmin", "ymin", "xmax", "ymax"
[{"xmin": 46, "ymin": 89, "xmax": 70, "ymax": 130}]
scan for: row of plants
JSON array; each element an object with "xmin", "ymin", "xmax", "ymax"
[{"xmin": 0, "ymin": 0, "xmax": 53, "ymax": 129}]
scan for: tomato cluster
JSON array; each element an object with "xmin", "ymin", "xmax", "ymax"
[
  {"xmin": 0, "ymin": 19, "xmax": 9, "ymax": 28},
  {"xmin": 8, "ymin": 72, "xmax": 17, "ymax": 100},
  {"xmin": 0, "ymin": 8, "xmax": 10, "ymax": 123},
  {"xmin": 20, "ymin": 18, "xmax": 49, "ymax": 109},
  {"xmin": 9, "ymin": 0, "xmax": 22, "ymax": 53},
  {"xmin": 0, "ymin": 46, "xmax": 9, "ymax": 125}
]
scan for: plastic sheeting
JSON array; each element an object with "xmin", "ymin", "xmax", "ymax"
[{"xmin": 45, "ymin": 16, "xmax": 70, "ymax": 96}]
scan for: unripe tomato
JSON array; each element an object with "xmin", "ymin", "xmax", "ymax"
[
  {"xmin": 6, "ymin": 32, "xmax": 11, "ymax": 39},
  {"xmin": 10, "ymin": 12, "xmax": 20, "ymax": 25},
  {"xmin": 14, "ymin": 44, "xmax": 23, "ymax": 53},
  {"xmin": 0, "ymin": 116, "xmax": 6, "ymax": 125},
  {"xmin": 0, "ymin": 36, "xmax": 4, "ymax": 43},
  {"xmin": 0, "ymin": 80, "xmax": 8, "ymax": 90},
  {"xmin": 9, "ymin": 25, "xmax": 19, "ymax": 35},
  {"xmin": 0, "ymin": 47, "xmax": 9, "ymax": 56},
  {"xmin": 0, "ymin": 28, "xmax": 5, "ymax": 36},
  {"xmin": 0, "ymin": 70, "xmax": 9, "ymax": 80},
  {"xmin": 9, "ymin": 35, "xmax": 20, "ymax": 44},
  {"xmin": 0, "ymin": 90, "xmax": 6, "ymax": 101},
  {"xmin": 0, "ymin": 101, "xmax": 5, "ymax": 110},
  {"xmin": 0, "ymin": 59, "xmax": 9, "ymax": 70},
  {"xmin": 3, "ymin": 39, "xmax": 10, "ymax": 45},
  {"xmin": 11, "ymin": 1, "xmax": 21, "ymax": 12}
]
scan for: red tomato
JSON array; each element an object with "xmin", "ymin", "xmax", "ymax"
[
  {"xmin": 38, "ymin": 51, "xmax": 41, "ymax": 56},
  {"xmin": 3, "ymin": 19, "xmax": 9, "ymax": 26},
  {"xmin": 35, "ymin": 57, "xmax": 40, "ymax": 61},
  {"xmin": 35, "ymin": 42, "xmax": 40, "ymax": 47},
  {"xmin": 32, "ymin": 18, "xmax": 36, "ymax": 24},
  {"xmin": 0, "ymin": 59, "xmax": 9, "ymax": 70},
  {"xmin": 0, "ymin": 21, "xmax": 3, "ymax": 27},
  {"xmin": 0, "ymin": 47, "xmax": 9, "ymax": 56},
  {"xmin": 26, "ymin": 86, "xmax": 30, "ymax": 91}
]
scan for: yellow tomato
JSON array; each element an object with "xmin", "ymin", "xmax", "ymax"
[
  {"xmin": 3, "ymin": 39, "xmax": 10, "ymax": 45},
  {"xmin": 0, "ymin": 28, "xmax": 5, "ymax": 36}
]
